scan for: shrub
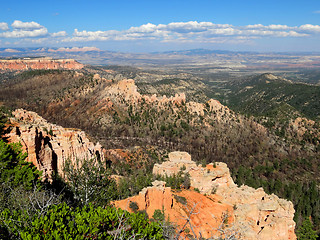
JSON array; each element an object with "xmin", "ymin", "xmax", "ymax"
[
  {"xmin": 182, "ymin": 173, "xmax": 191, "ymax": 189},
  {"xmin": 153, "ymin": 209, "xmax": 165, "ymax": 222},
  {"xmin": 129, "ymin": 201, "xmax": 139, "ymax": 212},
  {"xmin": 0, "ymin": 140, "xmax": 41, "ymax": 190},
  {"xmin": 62, "ymin": 157, "xmax": 118, "ymax": 206},
  {"xmin": 296, "ymin": 218, "xmax": 318, "ymax": 240},
  {"xmin": 194, "ymin": 188, "xmax": 200, "ymax": 193},
  {"xmin": 3, "ymin": 203, "xmax": 164, "ymax": 240},
  {"xmin": 174, "ymin": 195, "xmax": 187, "ymax": 205},
  {"xmin": 211, "ymin": 186, "xmax": 217, "ymax": 194}
]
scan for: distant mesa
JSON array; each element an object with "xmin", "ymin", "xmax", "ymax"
[
  {"xmin": 47, "ymin": 47, "xmax": 101, "ymax": 52},
  {"xmin": 0, "ymin": 57, "xmax": 84, "ymax": 71}
]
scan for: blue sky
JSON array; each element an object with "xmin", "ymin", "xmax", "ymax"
[{"xmin": 0, "ymin": 0, "xmax": 320, "ymax": 52}]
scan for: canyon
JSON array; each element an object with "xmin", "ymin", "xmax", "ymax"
[
  {"xmin": 0, "ymin": 68, "xmax": 307, "ymax": 239},
  {"xmin": 4, "ymin": 108, "xmax": 297, "ymax": 239}
]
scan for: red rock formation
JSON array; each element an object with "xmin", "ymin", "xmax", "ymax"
[
  {"xmin": 5, "ymin": 109, "xmax": 103, "ymax": 179},
  {"xmin": 116, "ymin": 151, "xmax": 296, "ymax": 240},
  {"xmin": 0, "ymin": 58, "xmax": 83, "ymax": 71},
  {"xmin": 113, "ymin": 181, "xmax": 234, "ymax": 239}
]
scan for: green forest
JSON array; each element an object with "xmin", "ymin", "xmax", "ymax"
[{"xmin": 0, "ymin": 68, "xmax": 320, "ymax": 239}]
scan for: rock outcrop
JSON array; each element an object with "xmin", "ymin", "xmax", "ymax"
[
  {"xmin": 153, "ymin": 151, "xmax": 236, "ymax": 194},
  {"xmin": 5, "ymin": 109, "xmax": 103, "ymax": 179},
  {"xmin": 0, "ymin": 57, "xmax": 83, "ymax": 71},
  {"xmin": 113, "ymin": 180, "xmax": 234, "ymax": 239},
  {"xmin": 104, "ymin": 79, "xmax": 186, "ymax": 105},
  {"xmin": 116, "ymin": 151, "xmax": 296, "ymax": 240}
]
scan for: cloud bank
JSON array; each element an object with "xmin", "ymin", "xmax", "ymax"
[
  {"xmin": 63, "ymin": 21, "xmax": 314, "ymax": 43},
  {"xmin": 1, "ymin": 20, "xmax": 320, "ymax": 48}
]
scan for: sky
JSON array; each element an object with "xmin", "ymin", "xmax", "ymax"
[{"xmin": 0, "ymin": 0, "xmax": 320, "ymax": 52}]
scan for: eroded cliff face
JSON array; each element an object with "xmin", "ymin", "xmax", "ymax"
[
  {"xmin": 0, "ymin": 58, "xmax": 83, "ymax": 71},
  {"xmin": 5, "ymin": 109, "xmax": 103, "ymax": 179},
  {"xmin": 103, "ymin": 78, "xmax": 187, "ymax": 106},
  {"xmin": 101, "ymin": 78, "xmax": 268, "ymax": 132},
  {"xmin": 115, "ymin": 151, "xmax": 296, "ymax": 240},
  {"xmin": 114, "ymin": 180, "xmax": 234, "ymax": 239}
]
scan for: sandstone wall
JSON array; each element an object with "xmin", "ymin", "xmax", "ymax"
[
  {"xmin": 5, "ymin": 109, "xmax": 103, "ymax": 179},
  {"xmin": 0, "ymin": 58, "xmax": 83, "ymax": 71}
]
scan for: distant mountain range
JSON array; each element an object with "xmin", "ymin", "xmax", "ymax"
[{"xmin": 1, "ymin": 47, "xmax": 320, "ymax": 71}]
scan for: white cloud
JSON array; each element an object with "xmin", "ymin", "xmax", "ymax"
[
  {"xmin": 12, "ymin": 20, "xmax": 43, "ymax": 30},
  {"xmin": 267, "ymin": 24, "xmax": 291, "ymax": 30},
  {"xmin": 245, "ymin": 24, "xmax": 265, "ymax": 29},
  {"xmin": 245, "ymin": 24, "xmax": 291, "ymax": 30},
  {"xmin": 0, "ymin": 28, "xmax": 48, "ymax": 38},
  {"xmin": 1, "ymin": 20, "xmax": 320, "ymax": 46},
  {"xmin": 128, "ymin": 23, "xmax": 158, "ymax": 33},
  {"xmin": 0, "ymin": 20, "xmax": 48, "ymax": 39},
  {"xmin": 0, "ymin": 22, "xmax": 9, "ymax": 31},
  {"xmin": 51, "ymin": 31, "xmax": 67, "ymax": 37},
  {"xmin": 62, "ymin": 21, "xmax": 315, "ymax": 44},
  {"xmin": 164, "ymin": 21, "xmax": 217, "ymax": 33},
  {"xmin": 299, "ymin": 24, "xmax": 320, "ymax": 33}
]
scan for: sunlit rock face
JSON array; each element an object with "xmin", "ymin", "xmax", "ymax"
[
  {"xmin": 0, "ymin": 58, "xmax": 83, "ymax": 71},
  {"xmin": 116, "ymin": 151, "xmax": 297, "ymax": 240},
  {"xmin": 5, "ymin": 109, "xmax": 103, "ymax": 179}
]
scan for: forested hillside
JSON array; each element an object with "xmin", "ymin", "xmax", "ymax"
[{"xmin": 0, "ymin": 67, "xmax": 319, "ymax": 237}]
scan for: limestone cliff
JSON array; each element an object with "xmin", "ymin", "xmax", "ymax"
[
  {"xmin": 5, "ymin": 109, "xmax": 103, "ymax": 179},
  {"xmin": 115, "ymin": 151, "xmax": 296, "ymax": 240},
  {"xmin": 0, "ymin": 57, "xmax": 83, "ymax": 71}
]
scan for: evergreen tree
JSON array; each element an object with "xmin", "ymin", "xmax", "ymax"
[
  {"xmin": 62, "ymin": 157, "xmax": 118, "ymax": 206},
  {"xmin": 297, "ymin": 218, "xmax": 318, "ymax": 240}
]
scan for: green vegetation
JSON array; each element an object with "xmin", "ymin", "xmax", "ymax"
[
  {"xmin": 173, "ymin": 195, "xmax": 187, "ymax": 205},
  {"xmin": 0, "ymin": 109, "xmax": 165, "ymax": 239},
  {"xmin": 155, "ymin": 171, "xmax": 191, "ymax": 190},
  {"xmin": 153, "ymin": 209, "xmax": 165, "ymax": 222},
  {"xmin": 1, "ymin": 68, "xmax": 320, "ymax": 236},
  {"xmin": 129, "ymin": 201, "xmax": 139, "ymax": 212},
  {"xmin": 225, "ymin": 74, "xmax": 320, "ymax": 119},
  {"xmin": 297, "ymin": 218, "xmax": 318, "ymax": 240},
  {"xmin": 63, "ymin": 157, "xmax": 118, "ymax": 206},
  {"xmin": 2, "ymin": 202, "xmax": 163, "ymax": 240}
]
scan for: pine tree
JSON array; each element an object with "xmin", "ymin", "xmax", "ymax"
[{"xmin": 297, "ymin": 218, "xmax": 318, "ymax": 240}]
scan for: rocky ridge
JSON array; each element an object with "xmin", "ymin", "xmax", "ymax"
[
  {"xmin": 115, "ymin": 151, "xmax": 296, "ymax": 240},
  {"xmin": 0, "ymin": 57, "xmax": 83, "ymax": 71},
  {"xmin": 103, "ymin": 78, "xmax": 231, "ymax": 118},
  {"xmin": 5, "ymin": 109, "xmax": 103, "ymax": 179}
]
